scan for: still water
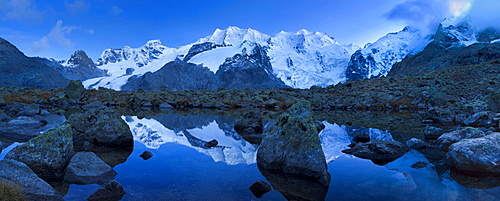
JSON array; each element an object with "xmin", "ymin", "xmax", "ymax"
[{"xmin": 59, "ymin": 112, "xmax": 500, "ymax": 201}]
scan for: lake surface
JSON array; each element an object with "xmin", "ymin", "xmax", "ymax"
[{"xmin": 3, "ymin": 111, "xmax": 499, "ymax": 200}]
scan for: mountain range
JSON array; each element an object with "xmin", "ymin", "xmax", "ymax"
[{"xmin": 1, "ymin": 17, "xmax": 499, "ymax": 90}]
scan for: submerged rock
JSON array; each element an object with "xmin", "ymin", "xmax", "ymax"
[
  {"xmin": 5, "ymin": 124, "xmax": 74, "ymax": 181},
  {"xmin": 445, "ymin": 133, "xmax": 500, "ymax": 176},
  {"xmin": 87, "ymin": 180, "xmax": 126, "ymax": 201},
  {"xmin": 67, "ymin": 106, "xmax": 133, "ymax": 151},
  {"xmin": 342, "ymin": 140, "xmax": 409, "ymax": 164},
  {"xmin": 0, "ymin": 159, "xmax": 64, "ymax": 201},
  {"xmin": 64, "ymin": 152, "xmax": 117, "ymax": 185},
  {"xmin": 249, "ymin": 180, "xmax": 272, "ymax": 198},
  {"xmin": 437, "ymin": 127, "xmax": 486, "ymax": 150},
  {"xmin": 234, "ymin": 110, "xmax": 264, "ymax": 135},
  {"xmin": 257, "ymin": 101, "xmax": 330, "ymax": 186}
]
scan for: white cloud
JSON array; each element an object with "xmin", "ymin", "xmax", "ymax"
[
  {"xmin": 111, "ymin": 6, "xmax": 123, "ymax": 16},
  {"xmin": 65, "ymin": 0, "xmax": 90, "ymax": 15},
  {"xmin": 385, "ymin": 0, "xmax": 451, "ymax": 34},
  {"xmin": 31, "ymin": 36, "xmax": 50, "ymax": 53},
  {"xmin": 467, "ymin": 0, "xmax": 500, "ymax": 29},
  {"xmin": 31, "ymin": 20, "xmax": 94, "ymax": 53},
  {"xmin": 1, "ymin": 0, "xmax": 43, "ymax": 24}
]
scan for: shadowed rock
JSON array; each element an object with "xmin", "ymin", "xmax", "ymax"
[
  {"xmin": 87, "ymin": 180, "xmax": 126, "ymax": 201},
  {"xmin": 342, "ymin": 140, "xmax": 409, "ymax": 164},
  {"xmin": 64, "ymin": 152, "xmax": 117, "ymax": 185}
]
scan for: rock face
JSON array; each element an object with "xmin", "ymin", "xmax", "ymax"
[
  {"xmin": 0, "ymin": 37, "xmax": 69, "ymax": 88},
  {"xmin": 37, "ymin": 50, "xmax": 107, "ymax": 81},
  {"xmin": 342, "ymin": 140, "xmax": 409, "ymax": 163},
  {"xmin": 122, "ymin": 59, "xmax": 219, "ymax": 91},
  {"xmin": 64, "ymin": 152, "xmax": 117, "ymax": 185},
  {"xmin": 437, "ymin": 127, "xmax": 486, "ymax": 150},
  {"xmin": 67, "ymin": 106, "xmax": 133, "ymax": 151},
  {"xmin": 445, "ymin": 133, "xmax": 500, "ymax": 175},
  {"xmin": 0, "ymin": 160, "xmax": 64, "ymax": 201},
  {"xmin": 5, "ymin": 124, "xmax": 74, "ymax": 180},
  {"xmin": 87, "ymin": 180, "xmax": 126, "ymax": 201},
  {"xmin": 257, "ymin": 101, "xmax": 330, "ymax": 186},
  {"xmin": 234, "ymin": 110, "xmax": 264, "ymax": 135},
  {"xmin": 216, "ymin": 44, "xmax": 288, "ymax": 90}
]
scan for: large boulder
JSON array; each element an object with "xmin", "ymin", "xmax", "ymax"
[
  {"xmin": 445, "ymin": 133, "xmax": 500, "ymax": 176},
  {"xmin": 5, "ymin": 124, "xmax": 74, "ymax": 180},
  {"xmin": 64, "ymin": 152, "xmax": 117, "ymax": 185},
  {"xmin": 234, "ymin": 110, "xmax": 264, "ymax": 135},
  {"xmin": 64, "ymin": 80, "xmax": 87, "ymax": 100},
  {"xmin": 437, "ymin": 127, "xmax": 486, "ymax": 150},
  {"xmin": 0, "ymin": 160, "xmax": 64, "ymax": 201},
  {"xmin": 67, "ymin": 106, "xmax": 133, "ymax": 151},
  {"xmin": 342, "ymin": 140, "xmax": 409, "ymax": 164},
  {"xmin": 257, "ymin": 101, "xmax": 330, "ymax": 186}
]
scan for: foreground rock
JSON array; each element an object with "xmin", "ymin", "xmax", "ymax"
[
  {"xmin": 437, "ymin": 127, "xmax": 486, "ymax": 150},
  {"xmin": 257, "ymin": 101, "xmax": 330, "ymax": 186},
  {"xmin": 5, "ymin": 124, "xmax": 74, "ymax": 180},
  {"xmin": 0, "ymin": 160, "xmax": 63, "ymax": 201},
  {"xmin": 87, "ymin": 180, "xmax": 126, "ymax": 201},
  {"xmin": 445, "ymin": 133, "xmax": 500, "ymax": 176},
  {"xmin": 342, "ymin": 140, "xmax": 409, "ymax": 164},
  {"xmin": 67, "ymin": 106, "xmax": 133, "ymax": 151},
  {"xmin": 64, "ymin": 152, "xmax": 117, "ymax": 185}
]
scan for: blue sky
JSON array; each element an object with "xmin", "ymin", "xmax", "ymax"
[{"xmin": 0, "ymin": 0, "xmax": 494, "ymax": 60}]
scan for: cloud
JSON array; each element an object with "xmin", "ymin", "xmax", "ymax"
[
  {"xmin": 31, "ymin": 20, "xmax": 94, "ymax": 53},
  {"xmin": 1, "ymin": 0, "xmax": 43, "ymax": 24},
  {"xmin": 466, "ymin": 0, "xmax": 500, "ymax": 29},
  {"xmin": 111, "ymin": 6, "xmax": 123, "ymax": 16},
  {"xmin": 385, "ymin": 0, "xmax": 450, "ymax": 34},
  {"xmin": 65, "ymin": 0, "xmax": 90, "ymax": 15}
]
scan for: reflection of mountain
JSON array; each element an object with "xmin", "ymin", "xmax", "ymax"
[{"xmin": 123, "ymin": 116, "xmax": 257, "ymax": 165}]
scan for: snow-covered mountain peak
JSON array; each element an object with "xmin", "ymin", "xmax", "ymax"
[{"xmin": 197, "ymin": 26, "xmax": 271, "ymax": 46}]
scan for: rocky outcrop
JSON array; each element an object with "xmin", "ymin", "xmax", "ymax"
[
  {"xmin": 184, "ymin": 42, "xmax": 222, "ymax": 62},
  {"xmin": 0, "ymin": 160, "xmax": 64, "ymax": 201},
  {"xmin": 437, "ymin": 127, "xmax": 486, "ymax": 150},
  {"xmin": 257, "ymin": 101, "xmax": 330, "ymax": 186},
  {"xmin": 342, "ymin": 140, "xmax": 409, "ymax": 164},
  {"xmin": 122, "ymin": 59, "xmax": 219, "ymax": 91},
  {"xmin": 0, "ymin": 37, "xmax": 69, "ymax": 88},
  {"xmin": 64, "ymin": 152, "xmax": 117, "ymax": 185},
  {"xmin": 346, "ymin": 50, "xmax": 375, "ymax": 81},
  {"xmin": 37, "ymin": 50, "xmax": 107, "ymax": 81},
  {"xmin": 67, "ymin": 106, "xmax": 133, "ymax": 151},
  {"xmin": 445, "ymin": 133, "xmax": 500, "ymax": 176},
  {"xmin": 216, "ymin": 44, "xmax": 287, "ymax": 89},
  {"xmin": 5, "ymin": 124, "xmax": 74, "ymax": 180},
  {"xmin": 87, "ymin": 180, "xmax": 126, "ymax": 201}
]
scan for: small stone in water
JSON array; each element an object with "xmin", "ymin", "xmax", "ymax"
[
  {"xmin": 204, "ymin": 139, "xmax": 218, "ymax": 148},
  {"xmin": 140, "ymin": 151, "xmax": 153, "ymax": 160},
  {"xmin": 249, "ymin": 180, "xmax": 271, "ymax": 198}
]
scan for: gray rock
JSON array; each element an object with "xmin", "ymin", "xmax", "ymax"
[
  {"xmin": 64, "ymin": 152, "xmax": 117, "ymax": 185},
  {"xmin": 353, "ymin": 133, "xmax": 370, "ymax": 143},
  {"xmin": 463, "ymin": 111, "xmax": 496, "ymax": 127},
  {"xmin": 257, "ymin": 101, "xmax": 330, "ymax": 186},
  {"xmin": 65, "ymin": 80, "xmax": 87, "ymax": 100},
  {"xmin": 159, "ymin": 102, "xmax": 174, "ymax": 110},
  {"xmin": 0, "ymin": 113, "xmax": 9, "ymax": 121},
  {"xmin": 4, "ymin": 102, "xmax": 40, "ymax": 117},
  {"xmin": 424, "ymin": 126, "xmax": 446, "ymax": 140},
  {"xmin": 445, "ymin": 133, "xmax": 500, "ymax": 175},
  {"xmin": 67, "ymin": 106, "xmax": 133, "ymax": 151},
  {"xmin": 0, "ymin": 159, "xmax": 64, "ymax": 201},
  {"xmin": 437, "ymin": 127, "xmax": 486, "ymax": 150},
  {"xmin": 406, "ymin": 138, "xmax": 428, "ymax": 149},
  {"xmin": 7, "ymin": 116, "xmax": 43, "ymax": 126},
  {"xmin": 5, "ymin": 124, "xmax": 74, "ymax": 180},
  {"xmin": 81, "ymin": 101, "xmax": 105, "ymax": 110},
  {"xmin": 234, "ymin": 110, "xmax": 263, "ymax": 135},
  {"xmin": 87, "ymin": 180, "xmax": 125, "ymax": 201},
  {"xmin": 342, "ymin": 140, "xmax": 409, "ymax": 163}
]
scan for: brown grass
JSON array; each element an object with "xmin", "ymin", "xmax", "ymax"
[{"xmin": 0, "ymin": 180, "xmax": 26, "ymax": 201}]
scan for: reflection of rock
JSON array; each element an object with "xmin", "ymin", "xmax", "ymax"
[
  {"xmin": 438, "ymin": 127, "xmax": 485, "ymax": 150},
  {"xmin": 64, "ymin": 152, "xmax": 117, "ymax": 185},
  {"xmin": 249, "ymin": 180, "xmax": 272, "ymax": 198},
  {"xmin": 353, "ymin": 133, "xmax": 370, "ymax": 143},
  {"xmin": 445, "ymin": 133, "xmax": 500, "ymax": 176},
  {"xmin": 234, "ymin": 110, "xmax": 263, "ymax": 135},
  {"xmin": 87, "ymin": 180, "xmax": 126, "ymax": 201},
  {"xmin": 5, "ymin": 124, "xmax": 74, "ymax": 181},
  {"xmin": 342, "ymin": 140, "xmax": 409, "ymax": 165},
  {"xmin": 257, "ymin": 101, "xmax": 330, "ymax": 186},
  {"xmin": 91, "ymin": 145, "xmax": 133, "ymax": 167},
  {"xmin": 259, "ymin": 166, "xmax": 328, "ymax": 201},
  {"xmin": 68, "ymin": 107, "xmax": 133, "ymax": 151},
  {"xmin": 450, "ymin": 170, "xmax": 500, "ymax": 189},
  {"xmin": 0, "ymin": 160, "xmax": 64, "ymax": 201}
]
